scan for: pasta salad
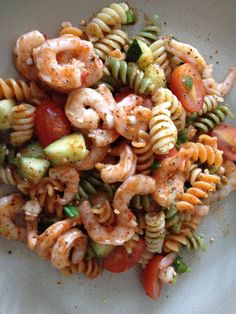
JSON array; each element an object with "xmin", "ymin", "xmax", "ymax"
[{"xmin": 0, "ymin": 2, "xmax": 236, "ymax": 300}]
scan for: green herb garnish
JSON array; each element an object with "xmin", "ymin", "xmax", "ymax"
[
  {"xmin": 173, "ymin": 256, "xmax": 190, "ymax": 274},
  {"xmin": 182, "ymin": 75, "xmax": 193, "ymax": 90},
  {"xmin": 64, "ymin": 205, "xmax": 79, "ymax": 218},
  {"xmin": 126, "ymin": 9, "xmax": 136, "ymax": 24},
  {"xmin": 151, "ymin": 160, "xmax": 161, "ymax": 170}
]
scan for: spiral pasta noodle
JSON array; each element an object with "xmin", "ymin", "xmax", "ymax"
[
  {"xmin": 130, "ymin": 194, "xmax": 151, "ymax": 210},
  {"xmin": 139, "ymin": 249, "xmax": 154, "ymax": 269},
  {"xmin": 10, "ymin": 103, "xmax": 36, "ymax": 147},
  {"xmin": 164, "ymin": 204, "xmax": 182, "ymax": 234},
  {"xmin": 164, "ymin": 227, "xmax": 206, "ymax": 252},
  {"xmin": 132, "ymin": 131, "xmax": 154, "ymax": 175},
  {"xmin": 104, "ymin": 58, "xmax": 155, "ymax": 94},
  {"xmin": 150, "ymin": 40, "xmax": 172, "ymax": 77},
  {"xmin": 86, "ymin": 3, "xmax": 131, "ymax": 42},
  {"xmin": 0, "ymin": 165, "xmax": 19, "ymax": 185},
  {"xmin": 94, "ymin": 29, "xmax": 128, "ymax": 61},
  {"xmin": 91, "ymin": 199, "xmax": 115, "ymax": 226},
  {"xmin": 195, "ymin": 95, "xmax": 224, "ymax": 117},
  {"xmin": 182, "ymin": 135, "xmax": 223, "ymax": 168},
  {"xmin": 152, "ymin": 87, "xmax": 186, "ymax": 131},
  {"xmin": 0, "ymin": 78, "xmax": 45, "ymax": 104},
  {"xmin": 192, "ymin": 105, "xmax": 232, "ymax": 133},
  {"xmin": 176, "ymin": 167, "xmax": 221, "ymax": 213},
  {"xmin": 59, "ymin": 22, "xmax": 83, "ymax": 37},
  {"xmin": 62, "ymin": 258, "xmax": 102, "ymax": 278},
  {"xmin": 149, "ymin": 102, "xmax": 178, "ymax": 154},
  {"xmin": 145, "ymin": 211, "xmax": 166, "ymax": 253}
]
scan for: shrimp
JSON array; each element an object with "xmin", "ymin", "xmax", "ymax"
[
  {"xmin": 202, "ymin": 65, "xmax": 236, "ymax": 96},
  {"xmin": 23, "ymin": 199, "xmax": 42, "ymax": 250},
  {"xmin": 205, "ymin": 159, "xmax": 236, "ymax": 204},
  {"xmin": 87, "ymin": 128, "xmax": 119, "ymax": 147},
  {"xmin": 14, "ymin": 30, "xmax": 46, "ymax": 81},
  {"xmin": 33, "ymin": 35, "xmax": 103, "ymax": 92},
  {"xmin": 152, "ymin": 148, "xmax": 193, "ymax": 207},
  {"xmin": 50, "ymin": 228, "xmax": 88, "ymax": 269},
  {"xmin": 0, "ymin": 194, "xmax": 26, "ymax": 241},
  {"xmin": 75, "ymin": 145, "xmax": 109, "ymax": 171},
  {"xmin": 162, "ymin": 37, "xmax": 207, "ymax": 73},
  {"xmin": 78, "ymin": 200, "xmax": 135, "ymax": 245},
  {"xmin": 35, "ymin": 217, "xmax": 80, "ymax": 260},
  {"xmin": 114, "ymin": 94, "xmax": 152, "ymax": 141},
  {"xmin": 113, "ymin": 175, "xmax": 156, "ymax": 228},
  {"xmin": 65, "ymin": 85, "xmax": 114, "ymax": 129},
  {"xmin": 96, "ymin": 143, "xmax": 137, "ymax": 183},
  {"xmin": 49, "ymin": 165, "xmax": 79, "ymax": 205}
]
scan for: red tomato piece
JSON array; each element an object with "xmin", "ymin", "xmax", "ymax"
[
  {"xmin": 142, "ymin": 255, "xmax": 163, "ymax": 300},
  {"xmin": 34, "ymin": 100, "xmax": 71, "ymax": 147},
  {"xmin": 211, "ymin": 123, "xmax": 236, "ymax": 161},
  {"xmin": 169, "ymin": 63, "xmax": 205, "ymax": 113},
  {"xmin": 103, "ymin": 239, "xmax": 145, "ymax": 273},
  {"xmin": 115, "ymin": 88, "xmax": 133, "ymax": 102},
  {"xmin": 154, "ymin": 148, "xmax": 178, "ymax": 161}
]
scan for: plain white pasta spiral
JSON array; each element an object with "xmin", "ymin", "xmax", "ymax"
[
  {"xmin": 94, "ymin": 29, "xmax": 128, "ymax": 61},
  {"xmin": 86, "ymin": 3, "xmax": 130, "ymax": 42},
  {"xmin": 152, "ymin": 87, "xmax": 186, "ymax": 131},
  {"xmin": 149, "ymin": 102, "xmax": 178, "ymax": 155},
  {"xmin": 145, "ymin": 211, "xmax": 166, "ymax": 253},
  {"xmin": 10, "ymin": 103, "xmax": 36, "ymax": 147},
  {"xmin": 150, "ymin": 40, "xmax": 172, "ymax": 77}
]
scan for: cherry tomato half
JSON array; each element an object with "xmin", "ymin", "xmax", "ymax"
[
  {"xmin": 35, "ymin": 100, "xmax": 71, "ymax": 147},
  {"xmin": 211, "ymin": 123, "xmax": 236, "ymax": 161},
  {"xmin": 142, "ymin": 255, "xmax": 163, "ymax": 300},
  {"xmin": 103, "ymin": 239, "xmax": 145, "ymax": 273},
  {"xmin": 169, "ymin": 63, "xmax": 205, "ymax": 113}
]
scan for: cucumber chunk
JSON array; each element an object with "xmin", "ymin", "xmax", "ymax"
[
  {"xmin": 17, "ymin": 157, "xmax": 50, "ymax": 184},
  {"xmin": 20, "ymin": 142, "xmax": 45, "ymax": 158},
  {"xmin": 0, "ymin": 99, "xmax": 16, "ymax": 130},
  {"xmin": 144, "ymin": 64, "xmax": 166, "ymax": 89},
  {"xmin": 44, "ymin": 133, "xmax": 88, "ymax": 166},
  {"xmin": 127, "ymin": 39, "xmax": 153, "ymax": 69},
  {"xmin": 90, "ymin": 241, "xmax": 114, "ymax": 258}
]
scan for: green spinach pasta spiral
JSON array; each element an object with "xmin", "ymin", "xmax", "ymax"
[
  {"xmin": 104, "ymin": 58, "xmax": 155, "ymax": 94},
  {"xmin": 192, "ymin": 105, "xmax": 232, "ymax": 133}
]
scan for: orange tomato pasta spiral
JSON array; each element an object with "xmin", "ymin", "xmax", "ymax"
[
  {"xmin": 10, "ymin": 103, "xmax": 36, "ymax": 147},
  {"xmin": 62, "ymin": 258, "xmax": 102, "ymax": 279}
]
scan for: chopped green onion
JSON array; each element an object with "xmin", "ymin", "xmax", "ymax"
[
  {"xmin": 173, "ymin": 256, "xmax": 190, "ymax": 274},
  {"xmin": 64, "ymin": 205, "xmax": 79, "ymax": 218},
  {"xmin": 182, "ymin": 75, "xmax": 193, "ymax": 90},
  {"xmin": 151, "ymin": 160, "xmax": 161, "ymax": 170},
  {"xmin": 126, "ymin": 9, "xmax": 136, "ymax": 24},
  {"xmin": 176, "ymin": 128, "xmax": 189, "ymax": 148}
]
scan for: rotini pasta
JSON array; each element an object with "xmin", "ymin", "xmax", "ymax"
[
  {"xmin": 0, "ymin": 165, "xmax": 19, "ymax": 185},
  {"xmin": 152, "ymin": 87, "xmax": 186, "ymax": 131},
  {"xmin": 94, "ymin": 29, "xmax": 128, "ymax": 61},
  {"xmin": 131, "ymin": 131, "xmax": 154, "ymax": 175},
  {"xmin": 10, "ymin": 103, "xmax": 36, "ymax": 147},
  {"xmin": 86, "ymin": 3, "xmax": 132, "ymax": 42},
  {"xmin": 104, "ymin": 58, "xmax": 155, "ymax": 94},
  {"xmin": 62, "ymin": 258, "xmax": 102, "ymax": 278},
  {"xmin": 144, "ymin": 211, "xmax": 165, "ymax": 253},
  {"xmin": 0, "ymin": 78, "xmax": 45, "ymax": 104},
  {"xmin": 150, "ymin": 40, "xmax": 172, "ymax": 77},
  {"xmin": 59, "ymin": 21, "xmax": 83, "ymax": 37},
  {"xmin": 149, "ymin": 102, "xmax": 178, "ymax": 154}
]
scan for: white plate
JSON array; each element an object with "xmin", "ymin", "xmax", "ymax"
[{"xmin": 0, "ymin": 1, "xmax": 236, "ymax": 313}]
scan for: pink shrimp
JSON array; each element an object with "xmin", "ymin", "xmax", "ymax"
[{"xmin": 75, "ymin": 145, "xmax": 109, "ymax": 171}]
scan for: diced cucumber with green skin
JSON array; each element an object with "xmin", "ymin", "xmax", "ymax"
[
  {"xmin": 0, "ymin": 143, "xmax": 7, "ymax": 164},
  {"xmin": 17, "ymin": 157, "xmax": 50, "ymax": 184},
  {"xmin": 20, "ymin": 142, "xmax": 45, "ymax": 158},
  {"xmin": 90, "ymin": 241, "xmax": 114, "ymax": 258},
  {"xmin": 144, "ymin": 64, "xmax": 166, "ymax": 88},
  {"xmin": 127, "ymin": 39, "xmax": 153, "ymax": 69},
  {"xmin": 44, "ymin": 133, "xmax": 88, "ymax": 166},
  {"xmin": 0, "ymin": 99, "xmax": 16, "ymax": 130},
  {"xmin": 125, "ymin": 9, "xmax": 136, "ymax": 24}
]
